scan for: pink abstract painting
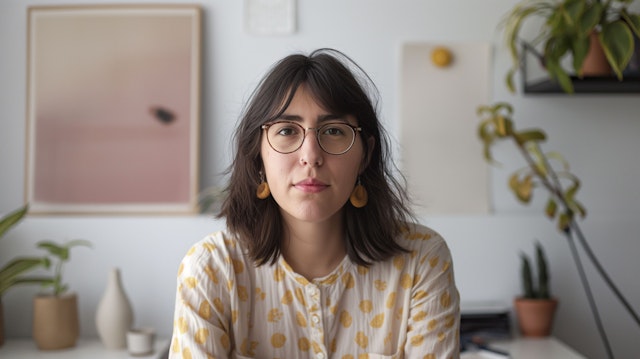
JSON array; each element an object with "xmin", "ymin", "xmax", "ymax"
[{"xmin": 26, "ymin": 6, "xmax": 201, "ymax": 214}]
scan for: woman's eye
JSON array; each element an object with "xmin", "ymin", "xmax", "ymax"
[
  {"xmin": 323, "ymin": 126, "xmax": 345, "ymax": 136},
  {"xmin": 276, "ymin": 126, "xmax": 298, "ymax": 136}
]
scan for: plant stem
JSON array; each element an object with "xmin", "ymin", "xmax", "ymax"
[
  {"xmin": 570, "ymin": 220, "xmax": 640, "ymax": 327},
  {"xmin": 565, "ymin": 227, "xmax": 614, "ymax": 359},
  {"xmin": 510, "ymin": 131, "xmax": 640, "ymax": 352},
  {"xmin": 54, "ymin": 259, "xmax": 63, "ymax": 296}
]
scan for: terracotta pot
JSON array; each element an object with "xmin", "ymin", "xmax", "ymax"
[
  {"xmin": 33, "ymin": 293, "xmax": 79, "ymax": 350},
  {"xmin": 514, "ymin": 297, "xmax": 558, "ymax": 337},
  {"xmin": 581, "ymin": 31, "xmax": 612, "ymax": 77}
]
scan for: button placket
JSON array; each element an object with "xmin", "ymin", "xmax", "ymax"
[{"xmin": 306, "ymin": 283, "xmax": 327, "ymax": 358}]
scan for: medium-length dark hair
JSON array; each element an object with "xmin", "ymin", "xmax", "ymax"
[{"xmin": 219, "ymin": 48, "xmax": 414, "ymax": 266}]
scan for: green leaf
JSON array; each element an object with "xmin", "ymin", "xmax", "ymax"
[
  {"xmin": 525, "ymin": 141, "xmax": 549, "ymax": 177},
  {"xmin": 546, "ymin": 151, "xmax": 570, "ymax": 171},
  {"xmin": 510, "ymin": 172, "xmax": 534, "ymax": 203},
  {"xmin": 0, "ymin": 276, "xmax": 54, "ymax": 296},
  {"xmin": 494, "ymin": 115, "xmax": 513, "ymax": 137},
  {"xmin": 561, "ymin": 0, "xmax": 585, "ymax": 28},
  {"xmin": 545, "ymin": 198, "xmax": 558, "ymax": 219},
  {"xmin": 0, "ymin": 257, "xmax": 50, "ymax": 283},
  {"xmin": 37, "ymin": 241, "xmax": 69, "ymax": 260},
  {"xmin": 546, "ymin": 60, "xmax": 574, "ymax": 93},
  {"xmin": 0, "ymin": 257, "xmax": 51, "ymax": 296},
  {"xmin": 558, "ymin": 212, "xmax": 572, "ymax": 232},
  {"xmin": 578, "ymin": 2, "xmax": 603, "ymax": 35},
  {"xmin": 64, "ymin": 239, "xmax": 92, "ymax": 250},
  {"xmin": 573, "ymin": 200, "xmax": 588, "ymax": 218},
  {"xmin": 535, "ymin": 241, "xmax": 550, "ymax": 299},
  {"xmin": 564, "ymin": 179, "xmax": 581, "ymax": 202},
  {"xmin": 0, "ymin": 205, "xmax": 28, "ymax": 239},
  {"xmin": 600, "ymin": 21, "xmax": 635, "ymax": 79},
  {"xmin": 521, "ymin": 253, "xmax": 535, "ymax": 298},
  {"xmin": 572, "ymin": 35, "xmax": 590, "ymax": 75},
  {"xmin": 515, "ymin": 130, "xmax": 547, "ymax": 145},
  {"xmin": 622, "ymin": 13, "xmax": 640, "ymax": 38}
]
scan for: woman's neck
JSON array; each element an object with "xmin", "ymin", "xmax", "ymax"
[{"xmin": 280, "ymin": 212, "xmax": 347, "ymax": 280}]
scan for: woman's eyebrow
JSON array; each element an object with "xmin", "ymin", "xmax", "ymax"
[{"xmin": 276, "ymin": 113, "xmax": 346, "ymax": 123}]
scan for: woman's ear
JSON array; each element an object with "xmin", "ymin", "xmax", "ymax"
[{"xmin": 359, "ymin": 136, "xmax": 375, "ymax": 174}]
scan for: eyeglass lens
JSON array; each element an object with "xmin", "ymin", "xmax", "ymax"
[{"xmin": 266, "ymin": 122, "xmax": 357, "ymax": 154}]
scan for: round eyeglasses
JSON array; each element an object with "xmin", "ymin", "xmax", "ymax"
[{"xmin": 262, "ymin": 121, "xmax": 362, "ymax": 155}]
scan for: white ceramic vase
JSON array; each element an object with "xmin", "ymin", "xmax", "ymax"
[{"xmin": 95, "ymin": 268, "xmax": 134, "ymax": 349}]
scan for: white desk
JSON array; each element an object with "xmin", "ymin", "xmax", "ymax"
[
  {"xmin": 0, "ymin": 338, "xmax": 169, "ymax": 359},
  {"xmin": 3, "ymin": 337, "xmax": 582, "ymax": 359},
  {"xmin": 462, "ymin": 337, "xmax": 586, "ymax": 359}
]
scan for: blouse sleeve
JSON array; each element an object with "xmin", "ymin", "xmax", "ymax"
[
  {"xmin": 403, "ymin": 238, "xmax": 461, "ymax": 359},
  {"xmin": 169, "ymin": 239, "xmax": 234, "ymax": 359}
]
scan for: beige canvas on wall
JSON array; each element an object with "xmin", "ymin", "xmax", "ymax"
[{"xmin": 399, "ymin": 42, "xmax": 491, "ymax": 215}]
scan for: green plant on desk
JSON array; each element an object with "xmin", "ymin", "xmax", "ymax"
[
  {"xmin": 0, "ymin": 205, "xmax": 52, "ymax": 296},
  {"xmin": 477, "ymin": 102, "xmax": 640, "ymax": 358},
  {"xmin": 521, "ymin": 241, "xmax": 551, "ymax": 299},
  {"xmin": 37, "ymin": 239, "xmax": 91, "ymax": 296}
]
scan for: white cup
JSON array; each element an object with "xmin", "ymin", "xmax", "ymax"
[{"xmin": 126, "ymin": 327, "xmax": 155, "ymax": 356}]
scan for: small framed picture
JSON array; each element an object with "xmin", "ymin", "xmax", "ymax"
[{"xmin": 25, "ymin": 5, "xmax": 202, "ymax": 214}]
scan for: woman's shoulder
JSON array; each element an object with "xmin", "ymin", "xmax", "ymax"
[
  {"xmin": 395, "ymin": 222, "xmax": 449, "ymax": 253},
  {"xmin": 179, "ymin": 230, "xmax": 248, "ymax": 270}
]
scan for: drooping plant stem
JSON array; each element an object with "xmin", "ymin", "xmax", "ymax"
[
  {"xmin": 511, "ymin": 134, "xmax": 640, "ymax": 328},
  {"xmin": 478, "ymin": 102, "xmax": 640, "ymax": 357},
  {"xmin": 507, "ymin": 132, "xmax": 640, "ymax": 359},
  {"xmin": 565, "ymin": 225, "xmax": 614, "ymax": 359},
  {"xmin": 570, "ymin": 220, "xmax": 640, "ymax": 328}
]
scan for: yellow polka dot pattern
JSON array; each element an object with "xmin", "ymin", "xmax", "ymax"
[{"xmin": 169, "ymin": 224, "xmax": 459, "ymax": 358}]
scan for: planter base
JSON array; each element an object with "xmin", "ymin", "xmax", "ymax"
[
  {"xmin": 33, "ymin": 293, "xmax": 79, "ymax": 350},
  {"xmin": 514, "ymin": 297, "xmax": 558, "ymax": 337}
]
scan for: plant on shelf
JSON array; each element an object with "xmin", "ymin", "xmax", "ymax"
[
  {"xmin": 0, "ymin": 204, "xmax": 52, "ymax": 347},
  {"xmin": 521, "ymin": 241, "xmax": 551, "ymax": 300},
  {"xmin": 515, "ymin": 241, "xmax": 558, "ymax": 337},
  {"xmin": 32, "ymin": 238, "xmax": 91, "ymax": 350},
  {"xmin": 477, "ymin": 102, "xmax": 640, "ymax": 357},
  {"xmin": 37, "ymin": 239, "xmax": 92, "ymax": 296},
  {"xmin": 502, "ymin": 0, "xmax": 640, "ymax": 93}
]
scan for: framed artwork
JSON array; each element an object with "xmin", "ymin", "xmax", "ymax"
[{"xmin": 25, "ymin": 5, "xmax": 202, "ymax": 214}]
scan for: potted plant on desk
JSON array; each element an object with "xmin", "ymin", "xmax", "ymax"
[
  {"xmin": 477, "ymin": 102, "xmax": 640, "ymax": 358},
  {"xmin": 502, "ymin": 0, "xmax": 640, "ymax": 93},
  {"xmin": 514, "ymin": 241, "xmax": 558, "ymax": 337},
  {"xmin": 0, "ymin": 205, "xmax": 51, "ymax": 347},
  {"xmin": 32, "ymin": 239, "xmax": 91, "ymax": 350}
]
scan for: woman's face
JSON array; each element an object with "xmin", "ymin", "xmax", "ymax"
[{"xmin": 260, "ymin": 85, "xmax": 367, "ymax": 225}]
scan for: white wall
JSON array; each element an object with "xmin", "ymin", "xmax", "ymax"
[{"xmin": 2, "ymin": 1, "xmax": 640, "ymax": 358}]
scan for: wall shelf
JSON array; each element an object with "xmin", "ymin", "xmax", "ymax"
[
  {"xmin": 521, "ymin": 42, "xmax": 640, "ymax": 94},
  {"xmin": 524, "ymin": 76, "xmax": 640, "ymax": 94}
]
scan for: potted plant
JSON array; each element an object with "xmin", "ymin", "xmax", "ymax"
[
  {"xmin": 477, "ymin": 102, "xmax": 640, "ymax": 357},
  {"xmin": 32, "ymin": 239, "xmax": 91, "ymax": 350},
  {"xmin": 0, "ymin": 204, "xmax": 52, "ymax": 347},
  {"xmin": 502, "ymin": 0, "xmax": 640, "ymax": 93},
  {"xmin": 514, "ymin": 241, "xmax": 558, "ymax": 337}
]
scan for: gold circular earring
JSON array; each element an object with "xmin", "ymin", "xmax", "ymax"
[
  {"xmin": 256, "ymin": 171, "xmax": 270, "ymax": 199},
  {"xmin": 349, "ymin": 178, "xmax": 368, "ymax": 208}
]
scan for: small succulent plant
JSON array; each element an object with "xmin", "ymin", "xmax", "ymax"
[{"xmin": 520, "ymin": 241, "xmax": 551, "ymax": 299}]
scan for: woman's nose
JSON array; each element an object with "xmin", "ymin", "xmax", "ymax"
[{"xmin": 299, "ymin": 130, "xmax": 324, "ymax": 167}]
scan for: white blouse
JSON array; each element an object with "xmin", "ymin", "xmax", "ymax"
[{"xmin": 170, "ymin": 223, "xmax": 460, "ymax": 359}]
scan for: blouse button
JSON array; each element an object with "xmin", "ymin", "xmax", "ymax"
[
  {"xmin": 312, "ymin": 315, "xmax": 320, "ymax": 324},
  {"xmin": 316, "ymin": 353, "xmax": 326, "ymax": 359},
  {"xmin": 306, "ymin": 286, "xmax": 318, "ymax": 295}
]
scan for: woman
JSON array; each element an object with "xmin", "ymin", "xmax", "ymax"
[{"xmin": 170, "ymin": 48, "xmax": 460, "ymax": 358}]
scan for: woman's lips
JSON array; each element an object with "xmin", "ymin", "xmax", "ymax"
[{"xmin": 294, "ymin": 179, "xmax": 329, "ymax": 193}]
